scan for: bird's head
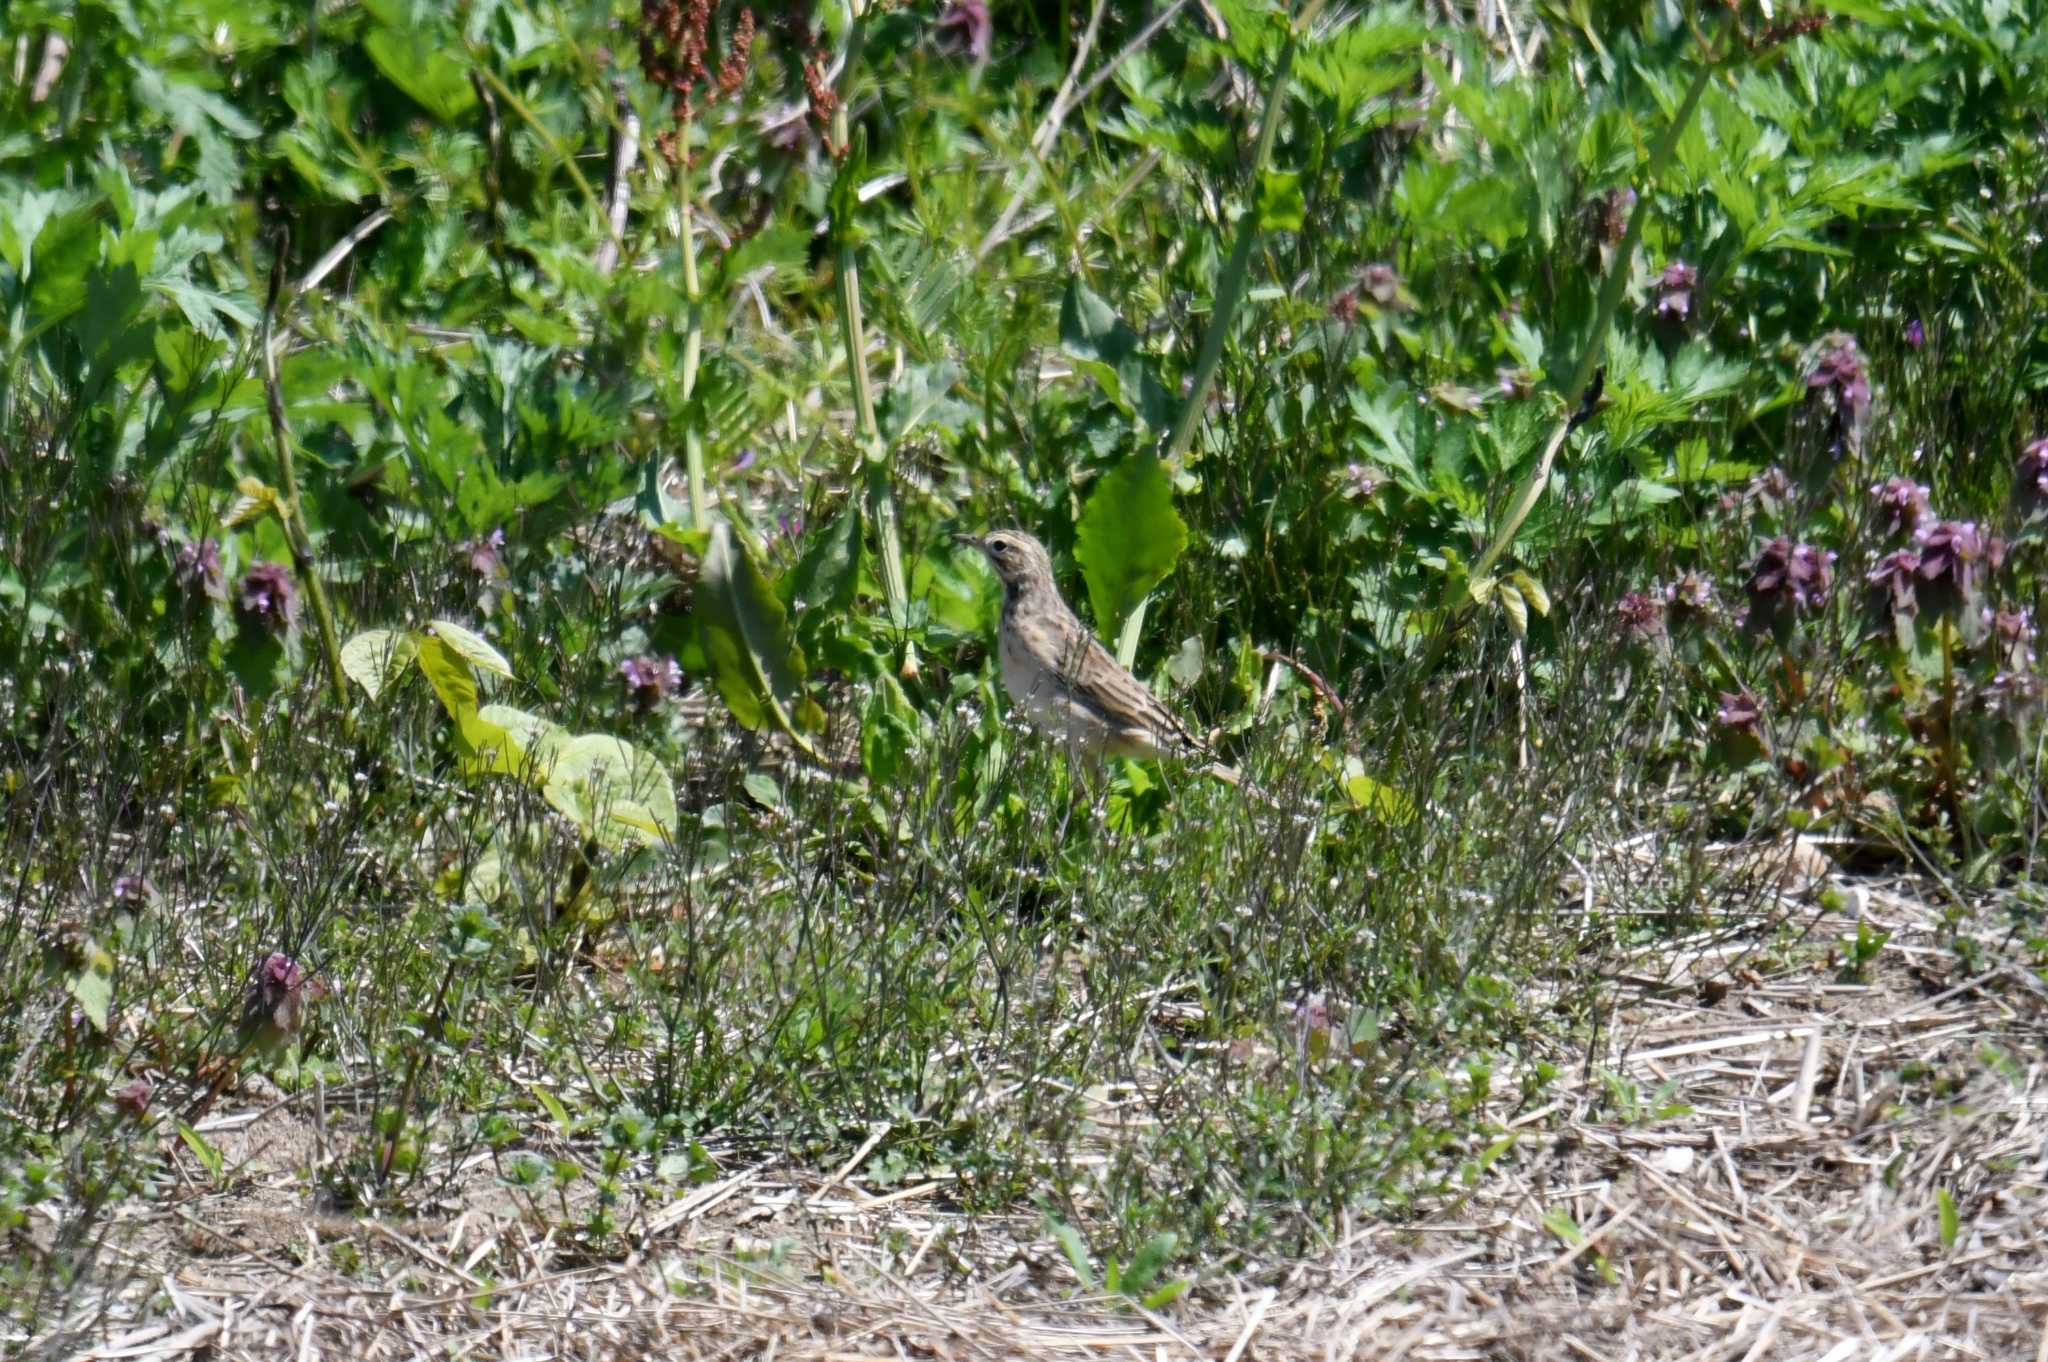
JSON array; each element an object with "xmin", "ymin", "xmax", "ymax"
[{"xmin": 953, "ymin": 529, "xmax": 1055, "ymax": 593}]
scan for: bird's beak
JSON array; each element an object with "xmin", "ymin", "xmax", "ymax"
[{"xmin": 949, "ymin": 532, "xmax": 982, "ymax": 551}]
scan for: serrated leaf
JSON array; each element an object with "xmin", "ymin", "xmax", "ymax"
[
  {"xmin": 339, "ymin": 628, "xmax": 421, "ymax": 702},
  {"xmin": 427, "ymin": 619, "xmax": 513, "ymax": 680},
  {"xmin": 1075, "ymin": 456, "xmax": 1188, "ymax": 643}
]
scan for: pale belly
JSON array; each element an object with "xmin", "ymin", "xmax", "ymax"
[{"xmin": 997, "ymin": 629, "xmax": 1164, "ymax": 759}]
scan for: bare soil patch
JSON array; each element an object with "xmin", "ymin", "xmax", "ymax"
[{"xmin": 25, "ymin": 874, "xmax": 2048, "ymax": 1361}]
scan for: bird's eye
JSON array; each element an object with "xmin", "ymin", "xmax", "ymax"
[{"xmin": 990, "ymin": 540, "xmax": 1010, "ymax": 556}]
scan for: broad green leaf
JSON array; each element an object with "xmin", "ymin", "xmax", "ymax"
[
  {"xmin": 788, "ymin": 505, "xmax": 864, "ymax": 619},
  {"xmin": 476, "ymin": 705, "xmax": 571, "ymax": 782},
  {"xmin": 1341, "ymin": 756, "xmax": 1415, "ymax": 823},
  {"xmin": 415, "ymin": 633, "xmax": 482, "ymax": 729},
  {"xmin": 1059, "ymin": 279, "xmax": 1171, "ymax": 430},
  {"xmin": 340, "ymin": 629, "xmax": 420, "ymax": 702},
  {"xmin": 427, "ymin": 619, "xmax": 513, "ymax": 680},
  {"xmin": 65, "ymin": 942, "xmax": 115, "ymax": 1032},
  {"xmin": 1075, "ymin": 456, "xmax": 1188, "ymax": 643},
  {"xmin": 541, "ymin": 734, "xmax": 678, "ymax": 848},
  {"xmin": 363, "ymin": 25, "xmax": 478, "ymax": 121},
  {"xmin": 695, "ymin": 523, "xmax": 818, "ymax": 754}
]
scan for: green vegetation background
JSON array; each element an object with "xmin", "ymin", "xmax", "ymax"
[{"xmin": 2, "ymin": 0, "xmax": 2045, "ymax": 1326}]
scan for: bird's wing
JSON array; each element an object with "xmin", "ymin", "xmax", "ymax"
[{"xmin": 1054, "ymin": 631, "xmax": 1201, "ymax": 754}]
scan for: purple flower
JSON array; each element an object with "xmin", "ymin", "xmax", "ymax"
[
  {"xmin": 1653, "ymin": 261, "xmax": 1698, "ymax": 321},
  {"xmin": 111, "ymin": 875, "xmax": 154, "ymax": 906},
  {"xmin": 1869, "ymin": 477, "xmax": 1930, "ymax": 537},
  {"xmin": 173, "ymin": 538, "xmax": 224, "ymax": 601},
  {"xmin": 619, "ymin": 654, "xmax": 684, "ymax": 711},
  {"xmin": 1805, "ymin": 332, "xmax": 1872, "ymax": 451},
  {"xmin": 1984, "ymin": 671, "xmax": 2045, "ymax": 713},
  {"xmin": 1664, "ymin": 572, "xmax": 1716, "ymax": 620},
  {"xmin": 935, "ymin": 0, "xmax": 990, "ymax": 62},
  {"xmin": 235, "ymin": 562, "xmax": 297, "ymax": 636},
  {"xmin": 1338, "ymin": 462, "xmax": 1383, "ymax": 501},
  {"xmin": 1904, "ymin": 318, "xmax": 1925, "ymax": 348},
  {"xmin": 1360, "ymin": 263, "xmax": 1404, "ymax": 307},
  {"xmin": 239, "ymin": 952, "xmax": 324, "ymax": 1055},
  {"xmin": 1327, "ymin": 287, "xmax": 1360, "ymax": 326},
  {"xmin": 1615, "ymin": 591, "xmax": 1666, "ymax": 640},
  {"xmin": 113, "ymin": 1078, "xmax": 155, "ymax": 1119},
  {"xmin": 1866, "ymin": 549, "xmax": 1921, "ymax": 616},
  {"xmin": 1747, "ymin": 465, "xmax": 1792, "ymax": 514},
  {"xmin": 1497, "ymin": 366, "xmax": 1537, "ymax": 399},
  {"xmin": 1716, "ymin": 691, "xmax": 1761, "ymax": 734},
  {"xmin": 460, "ymin": 528, "xmax": 506, "ymax": 579},
  {"xmin": 1747, "ymin": 536, "xmax": 1835, "ymax": 612},
  {"xmin": 1913, "ymin": 520, "xmax": 1987, "ymax": 599}
]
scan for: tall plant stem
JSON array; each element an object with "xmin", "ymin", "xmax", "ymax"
[
  {"xmin": 678, "ymin": 158, "xmax": 710, "ymax": 528},
  {"xmin": 261, "ymin": 238, "xmax": 352, "ymax": 736},
  {"xmin": 828, "ymin": 5, "xmax": 907, "ymax": 629}
]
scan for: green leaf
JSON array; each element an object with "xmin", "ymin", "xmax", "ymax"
[
  {"xmin": 788, "ymin": 505, "xmax": 864, "ymax": 619},
  {"xmin": 1045, "ymin": 1216, "xmax": 1095, "ymax": 1290},
  {"xmin": 859, "ymin": 675, "xmax": 918, "ymax": 784},
  {"xmin": 1255, "ymin": 170, "xmax": 1305, "ymax": 231},
  {"xmin": 1937, "ymin": 1187, "xmax": 1959, "ymax": 1251},
  {"xmin": 1059, "ymin": 280, "xmax": 1171, "ymax": 430},
  {"xmin": 1119, "ymin": 1232, "xmax": 1177, "ymax": 1297},
  {"xmin": 65, "ymin": 942, "xmax": 115, "ymax": 1032},
  {"xmin": 340, "ymin": 629, "xmax": 421, "ymax": 702},
  {"xmin": 363, "ymin": 24, "xmax": 478, "ymax": 121},
  {"xmin": 176, "ymin": 1123, "xmax": 225, "ymax": 1182},
  {"xmin": 427, "ymin": 619, "xmax": 514, "ymax": 681},
  {"xmin": 695, "ymin": 523, "xmax": 819, "ymax": 755},
  {"xmin": 476, "ymin": 704, "xmax": 571, "ymax": 782},
  {"xmin": 541, "ymin": 734, "xmax": 678, "ymax": 849},
  {"xmin": 1075, "ymin": 456, "xmax": 1188, "ymax": 643},
  {"xmin": 1341, "ymin": 755, "xmax": 1416, "ymax": 823},
  {"xmin": 415, "ymin": 633, "xmax": 482, "ymax": 728}
]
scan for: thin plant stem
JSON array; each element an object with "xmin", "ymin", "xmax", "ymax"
[
  {"xmin": 260, "ymin": 237, "xmax": 353, "ymax": 736},
  {"xmin": 679, "ymin": 158, "xmax": 710, "ymax": 528},
  {"xmin": 829, "ymin": 4, "xmax": 908, "ymax": 629}
]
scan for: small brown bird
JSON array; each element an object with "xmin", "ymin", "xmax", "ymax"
[{"xmin": 954, "ymin": 529, "xmax": 1239, "ymax": 784}]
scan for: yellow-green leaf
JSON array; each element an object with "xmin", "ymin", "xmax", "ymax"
[
  {"xmin": 427, "ymin": 619, "xmax": 513, "ymax": 680},
  {"xmin": 339, "ymin": 628, "xmax": 420, "ymax": 701}
]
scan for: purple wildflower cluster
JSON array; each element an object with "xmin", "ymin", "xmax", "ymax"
[
  {"xmin": 1748, "ymin": 537, "xmax": 1835, "ymax": 613},
  {"xmin": 620, "ymin": 654, "xmax": 685, "ymax": 711},
  {"xmin": 1653, "ymin": 261, "xmax": 1698, "ymax": 322},
  {"xmin": 1806, "ymin": 332, "xmax": 1871, "ymax": 451},
  {"xmin": 236, "ymin": 562, "xmax": 297, "ymax": 636}
]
